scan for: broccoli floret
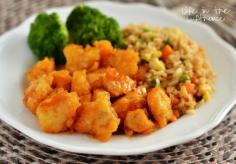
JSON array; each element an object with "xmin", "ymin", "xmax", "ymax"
[
  {"xmin": 28, "ymin": 12, "xmax": 69, "ymax": 65},
  {"xmin": 66, "ymin": 5, "xmax": 126, "ymax": 48}
]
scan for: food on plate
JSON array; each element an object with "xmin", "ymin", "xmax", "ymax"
[
  {"xmin": 74, "ymin": 90, "xmax": 120, "ymax": 141},
  {"xmin": 36, "ymin": 88, "xmax": 80, "ymax": 133},
  {"xmin": 124, "ymin": 109, "xmax": 154, "ymax": 136},
  {"xmin": 147, "ymin": 86, "xmax": 176, "ymax": 128},
  {"xmin": 82, "ymin": 67, "xmax": 137, "ymax": 96},
  {"xmin": 28, "ymin": 13, "xmax": 69, "ymax": 65},
  {"xmin": 24, "ymin": 75, "xmax": 53, "ymax": 114},
  {"xmin": 23, "ymin": 40, "xmax": 140, "ymax": 141},
  {"xmin": 71, "ymin": 70, "xmax": 91, "ymax": 97},
  {"xmin": 94, "ymin": 40, "xmax": 114, "ymax": 65},
  {"xmin": 51, "ymin": 70, "xmax": 72, "ymax": 91},
  {"xmin": 63, "ymin": 44, "xmax": 100, "ymax": 72},
  {"xmin": 26, "ymin": 57, "xmax": 55, "ymax": 81},
  {"xmin": 86, "ymin": 68, "xmax": 107, "ymax": 89},
  {"xmin": 123, "ymin": 24, "xmax": 216, "ymax": 114},
  {"xmin": 27, "ymin": 5, "xmax": 125, "ymax": 65},
  {"xmin": 102, "ymin": 67, "xmax": 136, "ymax": 96},
  {"xmin": 66, "ymin": 5, "xmax": 125, "ymax": 48},
  {"xmin": 24, "ymin": 6, "xmax": 216, "ymax": 142},
  {"xmin": 102, "ymin": 49, "xmax": 140, "ymax": 76},
  {"xmin": 112, "ymin": 91, "xmax": 146, "ymax": 121}
]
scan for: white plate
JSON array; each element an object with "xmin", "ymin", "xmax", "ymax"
[{"xmin": 0, "ymin": 1, "xmax": 236, "ymax": 156}]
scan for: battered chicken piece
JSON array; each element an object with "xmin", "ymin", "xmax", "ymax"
[
  {"xmin": 112, "ymin": 91, "xmax": 146, "ymax": 121},
  {"xmin": 132, "ymin": 63, "xmax": 149, "ymax": 81},
  {"xmin": 124, "ymin": 109, "xmax": 155, "ymax": 136},
  {"xmin": 71, "ymin": 70, "xmax": 91, "ymax": 103},
  {"xmin": 102, "ymin": 67, "xmax": 136, "ymax": 97},
  {"xmin": 24, "ymin": 75, "xmax": 53, "ymax": 114},
  {"xmin": 36, "ymin": 89, "xmax": 80, "ymax": 133},
  {"xmin": 79, "ymin": 94, "xmax": 92, "ymax": 103},
  {"xmin": 83, "ymin": 45, "xmax": 100, "ymax": 72},
  {"xmin": 94, "ymin": 40, "xmax": 114, "ymax": 65},
  {"xmin": 103, "ymin": 49, "xmax": 139, "ymax": 76},
  {"xmin": 87, "ymin": 68, "xmax": 106, "ymax": 89},
  {"xmin": 87, "ymin": 68, "xmax": 136, "ymax": 96},
  {"xmin": 51, "ymin": 70, "xmax": 72, "ymax": 91},
  {"xmin": 26, "ymin": 57, "xmax": 55, "ymax": 81},
  {"xmin": 147, "ymin": 86, "xmax": 176, "ymax": 128},
  {"xmin": 63, "ymin": 44, "xmax": 84, "ymax": 72},
  {"xmin": 74, "ymin": 90, "xmax": 120, "ymax": 142},
  {"xmin": 64, "ymin": 44, "xmax": 100, "ymax": 73},
  {"xmin": 71, "ymin": 70, "xmax": 90, "ymax": 96}
]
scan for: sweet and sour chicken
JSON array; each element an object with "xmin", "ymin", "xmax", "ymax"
[
  {"xmin": 23, "ymin": 40, "xmax": 177, "ymax": 142},
  {"xmin": 74, "ymin": 90, "xmax": 120, "ymax": 142},
  {"xmin": 36, "ymin": 88, "xmax": 80, "ymax": 133}
]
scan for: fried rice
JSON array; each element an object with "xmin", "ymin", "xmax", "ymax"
[{"xmin": 123, "ymin": 24, "xmax": 216, "ymax": 115}]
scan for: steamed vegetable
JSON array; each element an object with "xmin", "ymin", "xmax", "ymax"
[
  {"xmin": 66, "ymin": 5, "xmax": 125, "ymax": 48},
  {"xmin": 28, "ymin": 13, "xmax": 69, "ymax": 65}
]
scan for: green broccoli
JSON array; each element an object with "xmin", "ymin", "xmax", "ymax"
[
  {"xmin": 66, "ymin": 5, "xmax": 126, "ymax": 48},
  {"xmin": 28, "ymin": 12, "xmax": 69, "ymax": 65}
]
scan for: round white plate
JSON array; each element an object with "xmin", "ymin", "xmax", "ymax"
[{"xmin": 0, "ymin": 1, "xmax": 236, "ymax": 156}]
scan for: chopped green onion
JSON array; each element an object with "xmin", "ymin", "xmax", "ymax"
[
  {"xmin": 143, "ymin": 28, "xmax": 150, "ymax": 32},
  {"xmin": 180, "ymin": 74, "xmax": 190, "ymax": 83},
  {"xmin": 139, "ymin": 39, "xmax": 145, "ymax": 44},
  {"xmin": 163, "ymin": 38, "xmax": 173, "ymax": 47},
  {"xmin": 148, "ymin": 78, "xmax": 160, "ymax": 88},
  {"xmin": 151, "ymin": 36, "xmax": 157, "ymax": 40}
]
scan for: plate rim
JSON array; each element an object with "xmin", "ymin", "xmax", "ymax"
[{"xmin": 0, "ymin": 1, "xmax": 236, "ymax": 155}]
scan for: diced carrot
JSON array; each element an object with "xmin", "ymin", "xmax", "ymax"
[
  {"xmin": 199, "ymin": 47, "xmax": 205, "ymax": 55},
  {"xmin": 188, "ymin": 40, "xmax": 192, "ymax": 46},
  {"xmin": 191, "ymin": 74, "xmax": 198, "ymax": 84},
  {"xmin": 199, "ymin": 47, "xmax": 205, "ymax": 52},
  {"xmin": 184, "ymin": 83, "xmax": 196, "ymax": 95},
  {"xmin": 171, "ymin": 97, "xmax": 180, "ymax": 106},
  {"xmin": 161, "ymin": 45, "xmax": 173, "ymax": 61},
  {"xmin": 132, "ymin": 64, "xmax": 149, "ymax": 81}
]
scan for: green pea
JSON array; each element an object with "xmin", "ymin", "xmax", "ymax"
[
  {"xmin": 148, "ymin": 78, "xmax": 160, "ymax": 88},
  {"xmin": 163, "ymin": 38, "xmax": 173, "ymax": 47},
  {"xmin": 143, "ymin": 28, "xmax": 150, "ymax": 32},
  {"xmin": 139, "ymin": 39, "xmax": 145, "ymax": 44},
  {"xmin": 180, "ymin": 74, "xmax": 190, "ymax": 83}
]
